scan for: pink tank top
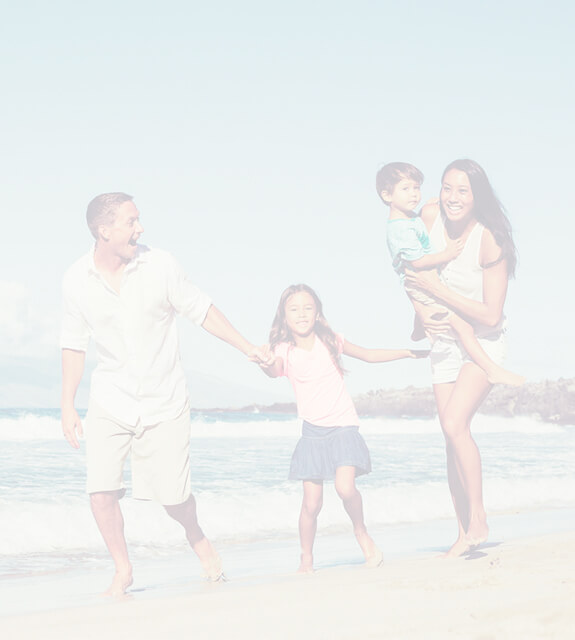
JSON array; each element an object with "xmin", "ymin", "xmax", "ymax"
[{"xmin": 274, "ymin": 334, "xmax": 359, "ymax": 427}]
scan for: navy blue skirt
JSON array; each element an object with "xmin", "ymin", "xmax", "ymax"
[{"xmin": 289, "ymin": 421, "xmax": 372, "ymax": 481}]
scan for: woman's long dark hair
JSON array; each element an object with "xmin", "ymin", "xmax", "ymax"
[
  {"xmin": 441, "ymin": 159, "xmax": 517, "ymax": 278},
  {"xmin": 269, "ymin": 284, "xmax": 344, "ymax": 375}
]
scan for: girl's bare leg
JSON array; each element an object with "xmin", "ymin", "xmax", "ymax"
[
  {"xmin": 335, "ymin": 466, "xmax": 382, "ymax": 565},
  {"xmin": 434, "ymin": 363, "xmax": 492, "ymax": 557},
  {"xmin": 298, "ymin": 480, "xmax": 323, "ymax": 572}
]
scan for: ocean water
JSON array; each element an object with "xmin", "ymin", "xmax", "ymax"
[{"xmin": 1, "ymin": 408, "xmax": 574, "ymax": 614}]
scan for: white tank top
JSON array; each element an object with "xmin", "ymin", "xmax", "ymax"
[{"xmin": 429, "ymin": 213, "xmax": 504, "ymax": 337}]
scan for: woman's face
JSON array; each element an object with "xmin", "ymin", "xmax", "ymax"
[{"xmin": 440, "ymin": 169, "xmax": 475, "ymax": 224}]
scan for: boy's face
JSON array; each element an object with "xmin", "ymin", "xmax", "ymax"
[{"xmin": 383, "ymin": 178, "xmax": 421, "ymax": 214}]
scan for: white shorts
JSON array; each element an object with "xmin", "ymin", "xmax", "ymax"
[
  {"xmin": 430, "ymin": 330, "xmax": 507, "ymax": 384},
  {"xmin": 85, "ymin": 400, "xmax": 191, "ymax": 505}
]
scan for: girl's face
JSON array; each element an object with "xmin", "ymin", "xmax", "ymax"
[
  {"xmin": 440, "ymin": 169, "xmax": 475, "ymax": 224},
  {"xmin": 284, "ymin": 291, "xmax": 318, "ymax": 338}
]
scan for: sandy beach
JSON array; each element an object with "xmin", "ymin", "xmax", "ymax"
[{"xmin": 2, "ymin": 529, "xmax": 573, "ymax": 640}]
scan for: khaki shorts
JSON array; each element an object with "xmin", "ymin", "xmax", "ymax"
[
  {"xmin": 405, "ymin": 284, "xmax": 439, "ymax": 306},
  {"xmin": 85, "ymin": 400, "xmax": 191, "ymax": 505},
  {"xmin": 430, "ymin": 331, "xmax": 507, "ymax": 384}
]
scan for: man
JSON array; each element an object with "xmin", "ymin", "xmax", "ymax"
[{"xmin": 61, "ymin": 192, "xmax": 263, "ymax": 595}]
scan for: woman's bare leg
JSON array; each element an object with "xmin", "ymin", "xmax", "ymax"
[
  {"xmin": 434, "ymin": 363, "xmax": 492, "ymax": 557},
  {"xmin": 298, "ymin": 480, "xmax": 323, "ymax": 572}
]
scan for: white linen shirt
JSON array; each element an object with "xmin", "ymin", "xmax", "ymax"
[{"xmin": 60, "ymin": 245, "xmax": 212, "ymax": 426}]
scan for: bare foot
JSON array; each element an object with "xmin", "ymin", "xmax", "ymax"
[
  {"xmin": 441, "ymin": 522, "xmax": 488, "ymax": 559},
  {"xmin": 194, "ymin": 537, "xmax": 226, "ymax": 582},
  {"xmin": 297, "ymin": 553, "xmax": 314, "ymax": 574},
  {"xmin": 466, "ymin": 521, "xmax": 489, "ymax": 548},
  {"xmin": 487, "ymin": 365, "xmax": 525, "ymax": 387},
  {"xmin": 355, "ymin": 529, "xmax": 382, "ymax": 566},
  {"xmin": 201, "ymin": 551, "xmax": 226, "ymax": 582},
  {"xmin": 441, "ymin": 535, "xmax": 472, "ymax": 559},
  {"xmin": 365, "ymin": 547, "xmax": 384, "ymax": 568},
  {"xmin": 103, "ymin": 568, "xmax": 133, "ymax": 597}
]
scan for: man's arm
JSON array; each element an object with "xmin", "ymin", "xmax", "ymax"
[
  {"xmin": 61, "ymin": 348, "xmax": 86, "ymax": 449},
  {"xmin": 201, "ymin": 305, "xmax": 265, "ymax": 361}
]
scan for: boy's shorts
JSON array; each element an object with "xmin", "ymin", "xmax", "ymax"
[
  {"xmin": 430, "ymin": 330, "xmax": 507, "ymax": 384},
  {"xmin": 404, "ymin": 284, "xmax": 440, "ymax": 306},
  {"xmin": 85, "ymin": 400, "xmax": 192, "ymax": 506}
]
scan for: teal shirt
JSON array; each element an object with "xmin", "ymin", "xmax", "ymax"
[{"xmin": 386, "ymin": 217, "xmax": 432, "ymax": 282}]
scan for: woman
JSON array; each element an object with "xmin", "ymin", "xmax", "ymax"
[{"xmin": 405, "ymin": 159, "xmax": 518, "ymax": 557}]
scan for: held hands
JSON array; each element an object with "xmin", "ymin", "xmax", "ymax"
[
  {"xmin": 408, "ymin": 349, "xmax": 431, "ymax": 359},
  {"xmin": 61, "ymin": 406, "xmax": 83, "ymax": 449},
  {"xmin": 247, "ymin": 344, "xmax": 276, "ymax": 368}
]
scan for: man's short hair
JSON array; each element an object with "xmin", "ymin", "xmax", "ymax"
[
  {"xmin": 375, "ymin": 163, "xmax": 424, "ymax": 204},
  {"xmin": 86, "ymin": 192, "xmax": 133, "ymax": 239}
]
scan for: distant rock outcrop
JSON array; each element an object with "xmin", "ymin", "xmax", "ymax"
[
  {"xmin": 354, "ymin": 378, "xmax": 575, "ymax": 425},
  {"xmin": 239, "ymin": 378, "xmax": 575, "ymax": 425}
]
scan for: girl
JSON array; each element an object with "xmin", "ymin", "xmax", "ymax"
[{"xmin": 257, "ymin": 283, "xmax": 426, "ymax": 573}]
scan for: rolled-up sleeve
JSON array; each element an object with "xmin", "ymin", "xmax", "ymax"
[
  {"xmin": 60, "ymin": 274, "xmax": 91, "ymax": 351},
  {"xmin": 395, "ymin": 227, "xmax": 427, "ymax": 262}
]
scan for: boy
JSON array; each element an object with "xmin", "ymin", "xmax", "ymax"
[{"xmin": 376, "ymin": 162, "xmax": 524, "ymax": 386}]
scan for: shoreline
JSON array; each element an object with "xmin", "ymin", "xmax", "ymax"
[
  {"xmin": 2, "ymin": 508, "xmax": 574, "ymax": 638},
  {"xmin": 2, "ymin": 529, "xmax": 573, "ymax": 639}
]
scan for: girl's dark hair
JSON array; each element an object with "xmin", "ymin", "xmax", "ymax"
[
  {"xmin": 442, "ymin": 159, "xmax": 517, "ymax": 277},
  {"xmin": 269, "ymin": 284, "xmax": 344, "ymax": 375}
]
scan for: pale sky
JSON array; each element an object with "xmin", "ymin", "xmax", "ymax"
[{"xmin": 2, "ymin": 1, "xmax": 574, "ymax": 407}]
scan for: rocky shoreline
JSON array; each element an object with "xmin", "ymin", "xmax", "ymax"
[{"xmin": 237, "ymin": 378, "xmax": 575, "ymax": 425}]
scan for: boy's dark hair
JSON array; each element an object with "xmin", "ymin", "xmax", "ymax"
[{"xmin": 375, "ymin": 162, "xmax": 424, "ymax": 204}]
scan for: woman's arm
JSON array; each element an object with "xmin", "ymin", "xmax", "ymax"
[
  {"xmin": 343, "ymin": 340, "xmax": 428, "ymax": 363},
  {"xmin": 405, "ymin": 229, "xmax": 508, "ymax": 328}
]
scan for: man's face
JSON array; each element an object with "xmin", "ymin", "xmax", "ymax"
[{"xmin": 100, "ymin": 200, "xmax": 144, "ymax": 262}]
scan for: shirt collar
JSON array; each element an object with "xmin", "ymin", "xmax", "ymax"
[{"xmin": 87, "ymin": 244, "xmax": 151, "ymax": 276}]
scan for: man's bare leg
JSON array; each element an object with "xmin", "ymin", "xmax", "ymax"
[
  {"xmin": 90, "ymin": 490, "xmax": 133, "ymax": 596},
  {"xmin": 165, "ymin": 494, "xmax": 224, "ymax": 581}
]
